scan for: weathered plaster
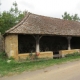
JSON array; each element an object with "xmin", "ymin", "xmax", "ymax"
[{"xmin": 5, "ymin": 34, "xmax": 18, "ymax": 60}]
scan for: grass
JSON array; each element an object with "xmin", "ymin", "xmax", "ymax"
[{"xmin": 0, "ymin": 52, "xmax": 80, "ymax": 77}]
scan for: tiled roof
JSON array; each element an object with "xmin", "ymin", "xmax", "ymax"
[{"xmin": 6, "ymin": 12, "xmax": 80, "ymax": 36}]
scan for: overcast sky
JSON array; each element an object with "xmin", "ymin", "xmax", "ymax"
[{"xmin": 0, "ymin": 0, "xmax": 80, "ymax": 18}]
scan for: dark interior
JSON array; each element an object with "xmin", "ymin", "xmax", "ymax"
[
  {"xmin": 40, "ymin": 36, "xmax": 68, "ymax": 54},
  {"xmin": 18, "ymin": 34, "xmax": 35, "ymax": 53},
  {"xmin": 18, "ymin": 35, "xmax": 80, "ymax": 54},
  {"xmin": 71, "ymin": 37, "xmax": 80, "ymax": 49}
]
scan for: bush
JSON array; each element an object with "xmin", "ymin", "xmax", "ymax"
[{"xmin": 0, "ymin": 52, "xmax": 7, "ymax": 59}]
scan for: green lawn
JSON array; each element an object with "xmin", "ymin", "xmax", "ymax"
[{"xmin": 0, "ymin": 52, "xmax": 80, "ymax": 77}]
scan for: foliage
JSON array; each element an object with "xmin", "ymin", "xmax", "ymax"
[
  {"xmin": 62, "ymin": 12, "xmax": 80, "ymax": 21},
  {"xmin": 0, "ymin": 52, "xmax": 7, "ymax": 59},
  {"xmin": 0, "ymin": 1, "xmax": 25, "ymax": 34}
]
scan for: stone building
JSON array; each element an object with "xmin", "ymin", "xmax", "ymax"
[{"xmin": 4, "ymin": 12, "xmax": 80, "ymax": 60}]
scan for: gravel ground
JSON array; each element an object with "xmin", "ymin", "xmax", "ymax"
[{"xmin": 1, "ymin": 60, "xmax": 80, "ymax": 80}]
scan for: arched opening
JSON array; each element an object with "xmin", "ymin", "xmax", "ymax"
[
  {"xmin": 18, "ymin": 34, "xmax": 36, "ymax": 53},
  {"xmin": 40, "ymin": 36, "xmax": 68, "ymax": 54},
  {"xmin": 71, "ymin": 37, "xmax": 80, "ymax": 49}
]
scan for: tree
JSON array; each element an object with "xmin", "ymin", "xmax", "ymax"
[
  {"xmin": 0, "ymin": 1, "xmax": 25, "ymax": 34},
  {"xmin": 0, "ymin": 11, "xmax": 16, "ymax": 33},
  {"xmin": 72, "ymin": 14, "xmax": 80, "ymax": 21},
  {"xmin": 62, "ymin": 12, "xmax": 80, "ymax": 21},
  {"xmin": 9, "ymin": 1, "xmax": 25, "ymax": 23},
  {"xmin": 0, "ymin": 0, "xmax": 1, "ymax": 15}
]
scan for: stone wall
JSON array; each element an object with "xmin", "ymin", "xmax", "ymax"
[
  {"xmin": 5, "ymin": 34, "xmax": 18, "ymax": 60},
  {"xmin": 18, "ymin": 51, "xmax": 53, "ymax": 60},
  {"xmin": 59, "ymin": 49, "xmax": 80, "ymax": 57},
  {"xmin": 0, "ymin": 33, "xmax": 3, "ymax": 52},
  {"xmin": 38, "ymin": 51, "xmax": 53, "ymax": 59}
]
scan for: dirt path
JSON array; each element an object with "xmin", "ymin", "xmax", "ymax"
[{"xmin": 1, "ymin": 60, "xmax": 80, "ymax": 80}]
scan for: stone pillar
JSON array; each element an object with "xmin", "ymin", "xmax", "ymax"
[
  {"xmin": 67, "ymin": 37, "xmax": 72, "ymax": 50},
  {"xmin": 36, "ymin": 36, "xmax": 40, "ymax": 53},
  {"xmin": 33, "ymin": 35, "xmax": 42, "ymax": 54},
  {"xmin": 5, "ymin": 35, "xmax": 18, "ymax": 60}
]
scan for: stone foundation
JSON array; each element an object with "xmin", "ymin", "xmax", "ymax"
[
  {"xmin": 18, "ymin": 51, "xmax": 53, "ymax": 60},
  {"xmin": 38, "ymin": 51, "xmax": 53, "ymax": 59},
  {"xmin": 59, "ymin": 49, "xmax": 80, "ymax": 57}
]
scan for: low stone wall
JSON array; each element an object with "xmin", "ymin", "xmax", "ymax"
[
  {"xmin": 18, "ymin": 54, "xmax": 29, "ymax": 60},
  {"xmin": 38, "ymin": 51, "xmax": 53, "ymax": 59},
  {"xmin": 12, "ymin": 49, "xmax": 80, "ymax": 60},
  {"xmin": 18, "ymin": 51, "xmax": 53, "ymax": 60},
  {"xmin": 59, "ymin": 49, "xmax": 80, "ymax": 57}
]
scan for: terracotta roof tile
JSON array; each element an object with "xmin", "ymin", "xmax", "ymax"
[{"xmin": 5, "ymin": 12, "xmax": 80, "ymax": 36}]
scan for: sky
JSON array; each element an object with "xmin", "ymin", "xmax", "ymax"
[{"xmin": 0, "ymin": 0, "xmax": 80, "ymax": 18}]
